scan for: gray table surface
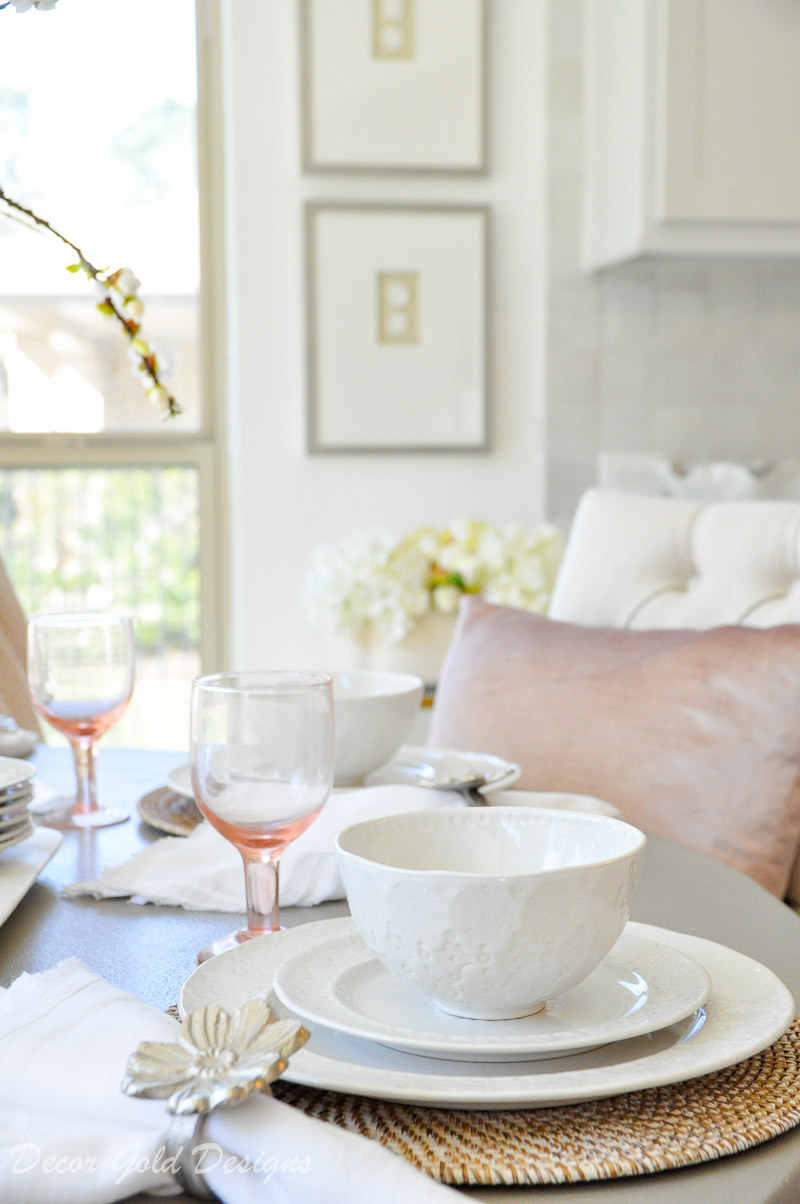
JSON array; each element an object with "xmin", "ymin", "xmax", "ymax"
[{"xmin": 3, "ymin": 746, "xmax": 800, "ymax": 1203}]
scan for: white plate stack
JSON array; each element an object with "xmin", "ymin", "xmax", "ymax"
[
  {"xmin": 0, "ymin": 757, "xmax": 37, "ymax": 854},
  {"xmin": 181, "ymin": 916, "xmax": 796, "ymax": 1109}
]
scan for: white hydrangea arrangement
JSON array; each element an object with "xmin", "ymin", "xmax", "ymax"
[{"xmin": 303, "ymin": 519, "xmax": 563, "ymax": 644}]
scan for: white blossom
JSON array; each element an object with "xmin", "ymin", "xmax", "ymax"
[
  {"xmin": 114, "ymin": 267, "xmax": 141, "ymax": 297},
  {"xmin": 147, "ymin": 385, "xmax": 169, "ymax": 411},
  {"xmin": 123, "ymin": 296, "xmax": 144, "ymax": 320}
]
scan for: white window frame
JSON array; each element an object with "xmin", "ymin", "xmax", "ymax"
[{"xmin": 0, "ymin": 0, "xmax": 230, "ymax": 674}]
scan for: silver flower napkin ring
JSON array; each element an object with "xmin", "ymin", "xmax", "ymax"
[
  {"xmin": 122, "ymin": 998, "xmax": 309, "ymax": 1200},
  {"xmin": 165, "ymin": 1113, "xmax": 217, "ymax": 1200}
]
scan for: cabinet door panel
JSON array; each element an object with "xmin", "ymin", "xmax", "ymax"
[{"xmin": 661, "ymin": 0, "xmax": 800, "ymax": 223}]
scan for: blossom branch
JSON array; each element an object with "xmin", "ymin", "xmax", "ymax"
[{"xmin": 0, "ymin": 183, "xmax": 180, "ymax": 417}]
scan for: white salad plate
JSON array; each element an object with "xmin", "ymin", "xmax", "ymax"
[
  {"xmin": 180, "ymin": 917, "xmax": 794, "ymax": 1109},
  {"xmin": 167, "ymin": 746, "xmax": 522, "ymax": 801},
  {"xmin": 272, "ymin": 928, "xmax": 711, "ymax": 1062},
  {"xmin": 0, "ymin": 759, "xmax": 36, "ymax": 790}
]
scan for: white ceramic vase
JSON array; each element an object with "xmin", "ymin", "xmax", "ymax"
[{"xmin": 328, "ymin": 611, "xmax": 457, "ymax": 687}]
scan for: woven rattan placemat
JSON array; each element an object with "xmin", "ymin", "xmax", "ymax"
[{"xmin": 270, "ymin": 1019, "xmax": 800, "ymax": 1186}]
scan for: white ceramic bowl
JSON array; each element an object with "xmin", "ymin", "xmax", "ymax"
[
  {"xmin": 332, "ymin": 670, "xmax": 424, "ymax": 786},
  {"xmin": 335, "ymin": 807, "xmax": 646, "ymax": 1020}
]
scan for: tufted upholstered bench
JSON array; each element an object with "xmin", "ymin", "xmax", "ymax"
[
  {"xmin": 548, "ymin": 488, "xmax": 800, "ymax": 903},
  {"xmin": 550, "ymin": 489, "xmax": 800, "ymax": 632}
]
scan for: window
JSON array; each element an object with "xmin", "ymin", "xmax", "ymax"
[{"xmin": 0, "ymin": 0, "xmax": 222, "ymax": 750}]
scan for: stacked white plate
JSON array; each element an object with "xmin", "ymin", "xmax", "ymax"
[
  {"xmin": 0, "ymin": 757, "xmax": 37, "ymax": 854},
  {"xmin": 181, "ymin": 916, "xmax": 796, "ymax": 1109}
]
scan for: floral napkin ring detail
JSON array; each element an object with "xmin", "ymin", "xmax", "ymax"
[{"xmin": 122, "ymin": 998, "xmax": 309, "ymax": 1199}]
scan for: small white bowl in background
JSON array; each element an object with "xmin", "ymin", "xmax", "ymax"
[
  {"xmin": 335, "ymin": 807, "xmax": 645, "ymax": 1020},
  {"xmin": 332, "ymin": 670, "xmax": 424, "ymax": 787}
]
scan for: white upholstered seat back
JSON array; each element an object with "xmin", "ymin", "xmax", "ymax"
[{"xmin": 550, "ymin": 489, "xmax": 800, "ymax": 630}]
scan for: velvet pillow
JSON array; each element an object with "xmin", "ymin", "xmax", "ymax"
[{"xmin": 429, "ymin": 597, "xmax": 800, "ymax": 898}]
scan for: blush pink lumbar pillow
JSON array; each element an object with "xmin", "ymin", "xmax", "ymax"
[{"xmin": 429, "ymin": 597, "xmax": 800, "ymax": 898}]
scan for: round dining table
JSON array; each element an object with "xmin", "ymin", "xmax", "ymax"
[{"xmin": 2, "ymin": 746, "xmax": 800, "ymax": 1203}]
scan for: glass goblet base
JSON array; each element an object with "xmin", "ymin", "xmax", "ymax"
[
  {"xmin": 198, "ymin": 925, "xmax": 285, "ymax": 964},
  {"xmin": 37, "ymin": 800, "xmax": 129, "ymax": 829}
]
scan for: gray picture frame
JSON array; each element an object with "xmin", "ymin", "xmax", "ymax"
[
  {"xmin": 305, "ymin": 201, "xmax": 490, "ymax": 455},
  {"xmin": 299, "ymin": 0, "xmax": 486, "ymax": 174}
]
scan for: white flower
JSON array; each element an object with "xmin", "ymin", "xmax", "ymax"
[
  {"xmin": 128, "ymin": 346, "xmax": 149, "ymax": 381},
  {"xmin": 303, "ymin": 528, "xmax": 430, "ymax": 643},
  {"xmin": 114, "ymin": 267, "xmax": 141, "ymax": 297},
  {"xmin": 147, "ymin": 385, "xmax": 169, "ymax": 411},
  {"xmin": 123, "ymin": 296, "xmax": 144, "ymax": 320},
  {"xmin": 149, "ymin": 343, "xmax": 173, "ymax": 380},
  {"xmin": 432, "ymin": 584, "xmax": 461, "ymax": 614},
  {"xmin": 438, "ymin": 546, "xmax": 483, "ymax": 587},
  {"xmin": 9, "ymin": 1, "xmax": 36, "ymax": 12}
]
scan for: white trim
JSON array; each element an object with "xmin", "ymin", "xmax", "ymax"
[{"xmin": 196, "ymin": 0, "xmax": 230, "ymax": 672}]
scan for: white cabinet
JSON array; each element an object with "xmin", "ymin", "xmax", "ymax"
[{"xmin": 583, "ymin": 0, "xmax": 800, "ymax": 269}]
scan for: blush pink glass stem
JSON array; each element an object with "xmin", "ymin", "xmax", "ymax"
[
  {"xmin": 70, "ymin": 737, "xmax": 99, "ymax": 815},
  {"xmin": 241, "ymin": 851, "xmax": 281, "ymax": 935}
]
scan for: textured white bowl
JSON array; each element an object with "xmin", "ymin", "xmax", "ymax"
[
  {"xmin": 332, "ymin": 670, "xmax": 424, "ymax": 786},
  {"xmin": 335, "ymin": 807, "xmax": 646, "ymax": 1019}
]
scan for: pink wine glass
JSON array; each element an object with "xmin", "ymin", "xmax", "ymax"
[
  {"xmin": 28, "ymin": 613, "xmax": 135, "ymax": 828},
  {"xmin": 190, "ymin": 670, "xmax": 334, "ymax": 963}
]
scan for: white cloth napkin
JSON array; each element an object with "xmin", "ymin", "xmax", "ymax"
[
  {"xmin": 65, "ymin": 786, "xmax": 463, "ymax": 910},
  {"xmin": 64, "ymin": 787, "xmax": 621, "ymax": 912},
  {"xmin": 0, "ymin": 960, "xmax": 453, "ymax": 1203}
]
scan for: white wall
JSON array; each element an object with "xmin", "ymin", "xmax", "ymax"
[{"xmin": 220, "ymin": 0, "xmax": 549, "ymax": 668}]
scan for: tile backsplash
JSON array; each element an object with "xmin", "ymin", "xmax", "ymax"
[{"xmin": 547, "ymin": 0, "xmax": 800, "ymax": 521}]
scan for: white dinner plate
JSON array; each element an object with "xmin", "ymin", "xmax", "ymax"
[
  {"xmin": 272, "ymin": 927, "xmax": 711, "ymax": 1062},
  {"xmin": 166, "ymin": 746, "xmax": 522, "ymax": 801},
  {"xmin": 180, "ymin": 917, "xmax": 794, "ymax": 1109}
]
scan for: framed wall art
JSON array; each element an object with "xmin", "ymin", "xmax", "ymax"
[
  {"xmin": 300, "ymin": 0, "xmax": 485, "ymax": 172},
  {"xmin": 306, "ymin": 202, "xmax": 489, "ymax": 453}
]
